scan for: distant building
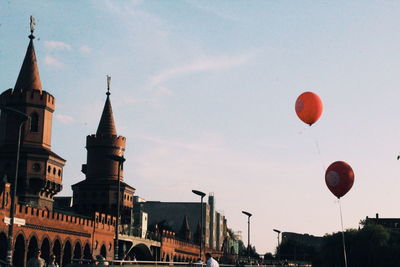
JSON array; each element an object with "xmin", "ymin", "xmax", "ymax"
[
  {"xmin": 278, "ymin": 232, "xmax": 323, "ymax": 261},
  {"xmin": 281, "ymin": 232, "xmax": 323, "ymax": 249},
  {"xmin": 364, "ymin": 213, "xmax": 400, "ymax": 233},
  {"xmin": 140, "ymin": 195, "xmax": 227, "ymax": 251},
  {"xmin": 133, "ymin": 196, "xmax": 148, "ymax": 238}
]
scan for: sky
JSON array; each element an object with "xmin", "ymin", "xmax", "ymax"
[{"xmin": 1, "ymin": 0, "xmax": 400, "ymax": 254}]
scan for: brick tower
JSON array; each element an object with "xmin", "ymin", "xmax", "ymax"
[
  {"xmin": 72, "ymin": 85, "xmax": 135, "ymax": 219},
  {"xmin": 0, "ymin": 29, "xmax": 66, "ymax": 210}
]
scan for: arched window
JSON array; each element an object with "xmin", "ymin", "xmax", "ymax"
[{"xmin": 30, "ymin": 113, "xmax": 39, "ymax": 132}]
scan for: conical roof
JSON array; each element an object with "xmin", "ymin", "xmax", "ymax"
[
  {"xmin": 179, "ymin": 215, "xmax": 191, "ymax": 241},
  {"xmin": 96, "ymin": 93, "xmax": 117, "ymax": 136},
  {"xmin": 14, "ymin": 34, "xmax": 42, "ymax": 92},
  {"xmin": 193, "ymin": 219, "xmax": 202, "ymax": 244}
]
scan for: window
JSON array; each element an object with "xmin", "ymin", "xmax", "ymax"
[
  {"xmin": 33, "ymin": 163, "xmax": 41, "ymax": 172},
  {"xmin": 30, "ymin": 113, "xmax": 39, "ymax": 132}
]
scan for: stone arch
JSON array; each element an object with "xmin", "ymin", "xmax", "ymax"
[
  {"xmin": 13, "ymin": 234, "xmax": 25, "ymax": 267},
  {"xmin": 62, "ymin": 240, "xmax": 72, "ymax": 266},
  {"xmin": 40, "ymin": 237, "xmax": 51, "ymax": 263},
  {"xmin": 27, "ymin": 234, "xmax": 39, "ymax": 263},
  {"xmin": 131, "ymin": 243, "xmax": 152, "ymax": 261},
  {"xmin": 100, "ymin": 244, "xmax": 107, "ymax": 258},
  {"xmin": 165, "ymin": 254, "xmax": 170, "ymax": 262},
  {"xmin": 173, "ymin": 255, "xmax": 177, "ymax": 262},
  {"xmin": 0, "ymin": 232, "xmax": 7, "ymax": 261},
  {"xmin": 73, "ymin": 241, "xmax": 82, "ymax": 261},
  {"xmin": 52, "ymin": 238, "xmax": 62, "ymax": 265},
  {"xmin": 83, "ymin": 242, "xmax": 91, "ymax": 261}
]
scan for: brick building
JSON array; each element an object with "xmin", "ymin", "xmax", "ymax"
[
  {"xmin": 0, "ymin": 22, "xmax": 237, "ymax": 266},
  {"xmin": 0, "ymin": 28, "xmax": 116, "ymax": 266}
]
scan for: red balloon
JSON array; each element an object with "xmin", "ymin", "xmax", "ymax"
[
  {"xmin": 295, "ymin": 92, "xmax": 323, "ymax": 126},
  {"xmin": 325, "ymin": 161, "xmax": 355, "ymax": 198}
]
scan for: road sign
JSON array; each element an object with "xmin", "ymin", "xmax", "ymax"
[{"xmin": 4, "ymin": 217, "xmax": 26, "ymax": 226}]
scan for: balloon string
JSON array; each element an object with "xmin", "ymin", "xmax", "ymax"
[
  {"xmin": 338, "ymin": 199, "xmax": 348, "ymax": 267},
  {"xmin": 314, "ymin": 137, "xmax": 326, "ymax": 170},
  {"xmin": 309, "ymin": 127, "xmax": 326, "ymax": 171}
]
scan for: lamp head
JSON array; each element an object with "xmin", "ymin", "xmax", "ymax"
[
  {"xmin": 192, "ymin": 190, "xmax": 206, "ymax": 197},
  {"xmin": 242, "ymin": 211, "xmax": 252, "ymax": 217},
  {"xmin": 273, "ymin": 229, "xmax": 281, "ymax": 234}
]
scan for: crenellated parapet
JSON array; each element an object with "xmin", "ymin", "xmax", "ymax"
[
  {"xmin": 86, "ymin": 134, "xmax": 126, "ymax": 149},
  {"xmin": 0, "ymin": 88, "xmax": 55, "ymax": 111}
]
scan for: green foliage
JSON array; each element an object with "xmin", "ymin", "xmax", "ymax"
[
  {"xmin": 274, "ymin": 224, "xmax": 400, "ymax": 267},
  {"xmin": 312, "ymin": 224, "xmax": 400, "ymax": 267}
]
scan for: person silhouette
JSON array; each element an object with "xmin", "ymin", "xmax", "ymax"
[{"xmin": 27, "ymin": 249, "xmax": 46, "ymax": 267}]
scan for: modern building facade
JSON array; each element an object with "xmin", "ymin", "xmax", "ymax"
[{"xmin": 141, "ymin": 195, "xmax": 227, "ymax": 251}]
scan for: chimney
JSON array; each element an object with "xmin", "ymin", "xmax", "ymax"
[{"xmin": 376, "ymin": 213, "xmax": 379, "ymax": 219}]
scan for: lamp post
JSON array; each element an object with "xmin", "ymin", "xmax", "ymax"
[
  {"xmin": 108, "ymin": 154, "xmax": 125, "ymax": 261},
  {"xmin": 0, "ymin": 106, "xmax": 29, "ymax": 267},
  {"xmin": 242, "ymin": 211, "xmax": 252, "ymax": 262},
  {"xmin": 192, "ymin": 190, "xmax": 206, "ymax": 261}
]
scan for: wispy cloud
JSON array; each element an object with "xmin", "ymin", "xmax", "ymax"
[
  {"xmin": 79, "ymin": 45, "xmax": 91, "ymax": 53},
  {"xmin": 55, "ymin": 114, "xmax": 75, "ymax": 124},
  {"xmin": 44, "ymin": 56, "xmax": 64, "ymax": 68},
  {"xmin": 150, "ymin": 53, "xmax": 255, "ymax": 86},
  {"xmin": 44, "ymin": 41, "xmax": 72, "ymax": 51},
  {"xmin": 128, "ymin": 133, "xmax": 291, "ymax": 199},
  {"xmin": 185, "ymin": 0, "xmax": 244, "ymax": 22}
]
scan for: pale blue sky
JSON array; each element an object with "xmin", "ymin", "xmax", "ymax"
[{"xmin": 2, "ymin": 0, "xmax": 400, "ymax": 254}]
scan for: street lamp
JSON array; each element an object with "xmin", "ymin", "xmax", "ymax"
[
  {"xmin": 107, "ymin": 154, "xmax": 125, "ymax": 261},
  {"xmin": 192, "ymin": 190, "xmax": 206, "ymax": 261},
  {"xmin": 242, "ymin": 211, "xmax": 252, "ymax": 262},
  {"xmin": 0, "ymin": 105, "xmax": 30, "ymax": 267}
]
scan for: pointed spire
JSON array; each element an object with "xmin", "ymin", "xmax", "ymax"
[
  {"xmin": 178, "ymin": 215, "xmax": 191, "ymax": 241},
  {"xmin": 194, "ymin": 219, "xmax": 202, "ymax": 244},
  {"xmin": 96, "ymin": 76, "xmax": 117, "ymax": 136},
  {"xmin": 14, "ymin": 16, "xmax": 42, "ymax": 92}
]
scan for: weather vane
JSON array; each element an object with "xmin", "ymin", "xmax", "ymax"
[
  {"xmin": 107, "ymin": 75, "xmax": 111, "ymax": 96},
  {"xmin": 30, "ymin": 16, "xmax": 36, "ymax": 34}
]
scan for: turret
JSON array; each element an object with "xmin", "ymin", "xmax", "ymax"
[
  {"xmin": 72, "ymin": 79, "xmax": 135, "ymax": 217},
  {"xmin": 0, "ymin": 22, "xmax": 65, "ymax": 210},
  {"xmin": 83, "ymin": 91, "xmax": 126, "ymax": 181}
]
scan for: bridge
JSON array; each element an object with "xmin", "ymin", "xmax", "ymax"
[{"xmin": 119, "ymin": 234, "xmax": 161, "ymax": 260}]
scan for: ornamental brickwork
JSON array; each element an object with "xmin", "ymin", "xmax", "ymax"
[{"xmin": 0, "ymin": 183, "xmax": 115, "ymax": 266}]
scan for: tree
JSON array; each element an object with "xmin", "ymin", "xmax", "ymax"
[
  {"xmin": 313, "ymin": 224, "xmax": 397, "ymax": 267},
  {"xmin": 277, "ymin": 239, "xmax": 316, "ymax": 262},
  {"xmin": 263, "ymin": 253, "xmax": 274, "ymax": 260}
]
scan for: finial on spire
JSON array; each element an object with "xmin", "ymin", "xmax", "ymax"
[
  {"xmin": 29, "ymin": 16, "xmax": 36, "ymax": 39},
  {"xmin": 106, "ymin": 75, "xmax": 111, "ymax": 96}
]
